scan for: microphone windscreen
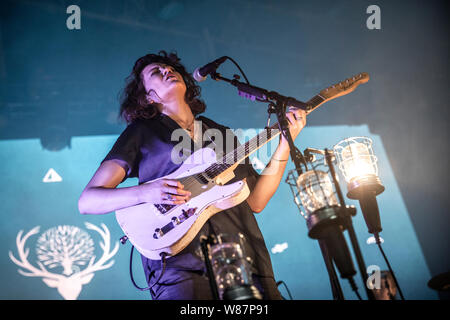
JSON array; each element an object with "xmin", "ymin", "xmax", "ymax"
[{"xmin": 193, "ymin": 68, "xmax": 207, "ymax": 82}]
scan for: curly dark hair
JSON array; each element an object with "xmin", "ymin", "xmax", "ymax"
[{"xmin": 119, "ymin": 51, "xmax": 206, "ymax": 123}]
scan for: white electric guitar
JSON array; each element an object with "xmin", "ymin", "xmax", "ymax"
[{"xmin": 116, "ymin": 73, "xmax": 369, "ymax": 259}]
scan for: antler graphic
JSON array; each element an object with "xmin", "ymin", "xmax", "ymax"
[
  {"xmin": 76, "ymin": 222, "xmax": 119, "ymax": 277},
  {"xmin": 9, "ymin": 227, "xmax": 64, "ymax": 281},
  {"xmin": 9, "ymin": 223, "xmax": 119, "ymax": 300}
]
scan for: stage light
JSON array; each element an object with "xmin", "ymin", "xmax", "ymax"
[
  {"xmin": 333, "ymin": 137, "xmax": 384, "ymax": 234},
  {"xmin": 333, "ymin": 136, "xmax": 384, "ymax": 200},
  {"xmin": 293, "ymin": 169, "xmax": 356, "ymax": 280},
  {"xmin": 286, "ymin": 149, "xmax": 376, "ymax": 300},
  {"xmin": 333, "ymin": 137, "xmax": 405, "ymax": 299},
  {"xmin": 210, "ymin": 233, "xmax": 262, "ymax": 300},
  {"xmin": 297, "ymin": 170, "xmax": 338, "ymax": 219}
]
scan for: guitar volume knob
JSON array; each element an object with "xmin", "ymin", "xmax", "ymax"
[
  {"xmin": 153, "ymin": 228, "xmax": 162, "ymax": 239},
  {"xmin": 171, "ymin": 217, "xmax": 180, "ymax": 225}
]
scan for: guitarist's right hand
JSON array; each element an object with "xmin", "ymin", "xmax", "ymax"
[{"xmin": 137, "ymin": 179, "xmax": 191, "ymax": 205}]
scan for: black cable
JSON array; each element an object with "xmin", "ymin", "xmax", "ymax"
[
  {"xmin": 129, "ymin": 245, "xmax": 150, "ymax": 291},
  {"xmin": 223, "ymin": 56, "xmax": 250, "ymax": 84},
  {"xmin": 348, "ymin": 277, "xmax": 363, "ymax": 300},
  {"xmin": 129, "ymin": 245, "xmax": 167, "ymax": 292},
  {"xmin": 276, "ymin": 280, "xmax": 293, "ymax": 300},
  {"xmin": 374, "ymin": 233, "xmax": 405, "ymax": 300}
]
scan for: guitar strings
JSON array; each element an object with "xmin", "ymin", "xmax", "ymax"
[
  {"xmin": 180, "ymin": 126, "xmax": 281, "ymax": 192},
  {"xmin": 171, "ymin": 128, "xmax": 275, "ymax": 193},
  {"xmin": 172, "ymin": 99, "xmax": 321, "ymax": 192},
  {"xmin": 174, "ymin": 101, "xmax": 317, "ymax": 192}
]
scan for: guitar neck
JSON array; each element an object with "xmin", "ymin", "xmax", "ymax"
[
  {"xmin": 205, "ymin": 123, "xmax": 280, "ymax": 178},
  {"xmin": 204, "ymin": 72, "xmax": 369, "ymax": 178},
  {"xmin": 203, "ymin": 95, "xmax": 329, "ymax": 178},
  {"xmin": 206, "ymin": 94, "xmax": 328, "ymax": 176},
  {"xmin": 306, "ymin": 94, "xmax": 326, "ymax": 113}
]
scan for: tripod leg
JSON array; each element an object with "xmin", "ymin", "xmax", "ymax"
[
  {"xmin": 200, "ymin": 237, "xmax": 220, "ymax": 300},
  {"xmin": 318, "ymin": 239, "xmax": 345, "ymax": 300}
]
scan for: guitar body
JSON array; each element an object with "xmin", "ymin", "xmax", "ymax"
[{"xmin": 115, "ymin": 148, "xmax": 250, "ymax": 260}]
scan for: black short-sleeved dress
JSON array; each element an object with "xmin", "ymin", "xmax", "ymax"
[{"xmin": 103, "ymin": 113, "xmax": 282, "ymax": 300}]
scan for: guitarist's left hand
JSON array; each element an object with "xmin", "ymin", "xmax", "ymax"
[
  {"xmin": 279, "ymin": 107, "xmax": 307, "ymax": 149},
  {"xmin": 247, "ymin": 107, "xmax": 306, "ymax": 213}
]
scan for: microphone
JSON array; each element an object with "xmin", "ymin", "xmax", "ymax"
[{"xmin": 193, "ymin": 56, "xmax": 228, "ymax": 82}]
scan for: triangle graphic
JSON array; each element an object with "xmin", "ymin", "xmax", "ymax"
[{"xmin": 43, "ymin": 168, "xmax": 63, "ymax": 183}]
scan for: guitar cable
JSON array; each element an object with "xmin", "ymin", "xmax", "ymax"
[
  {"xmin": 374, "ymin": 232, "xmax": 405, "ymax": 300},
  {"xmin": 276, "ymin": 280, "xmax": 293, "ymax": 300},
  {"xmin": 348, "ymin": 277, "xmax": 363, "ymax": 300},
  {"xmin": 128, "ymin": 244, "xmax": 168, "ymax": 292}
]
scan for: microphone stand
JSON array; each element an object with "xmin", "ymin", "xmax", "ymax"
[
  {"xmin": 211, "ymin": 72, "xmax": 345, "ymax": 300},
  {"xmin": 210, "ymin": 72, "xmax": 309, "ymax": 172}
]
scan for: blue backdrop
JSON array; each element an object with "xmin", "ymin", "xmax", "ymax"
[
  {"xmin": 1, "ymin": 125, "xmax": 437, "ymax": 299},
  {"xmin": 0, "ymin": 0, "xmax": 447, "ymax": 300}
]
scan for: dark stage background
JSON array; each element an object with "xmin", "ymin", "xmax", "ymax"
[{"xmin": 0, "ymin": 0, "xmax": 448, "ymax": 300}]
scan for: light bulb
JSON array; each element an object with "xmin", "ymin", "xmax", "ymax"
[
  {"xmin": 340, "ymin": 141, "xmax": 377, "ymax": 182},
  {"xmin": 297, "ymin": 170, "xmax": 338, "ymax": 216},
  {"xmin": 333, "ymin": 137, "xmax": 384, "ymax": 199}
]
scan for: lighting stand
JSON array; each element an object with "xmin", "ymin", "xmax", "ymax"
[
  {"xmin": 269, "ymin": 97, "xmax": 349, "ymax": 300},
  {"xmin": 317, "ymin": 238, "xmax": 345, "ymax": 300},
  {"xmin": 269, "ymin": 97, "xmax": 354, "ymax": 300},
  {"xmin": 200, "ymin": 235, "xmax": 220, "ymax": 300},
  {"xmin": 324, "ymin": 149, "xmax": 376, "ymax": 300}
]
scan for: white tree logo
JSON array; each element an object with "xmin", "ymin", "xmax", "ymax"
[
  {"xmin": 36, "ymin": 226, "xmax": 95, "ymax": 276},
  {"xmin": 9, "ymin": 223, "xmax": 119, "ymax": 300}
]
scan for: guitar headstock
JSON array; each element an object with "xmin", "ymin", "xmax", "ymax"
[{"xmin": 319, "ymin": 72, "xmax": 369, "ymax": 101}]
